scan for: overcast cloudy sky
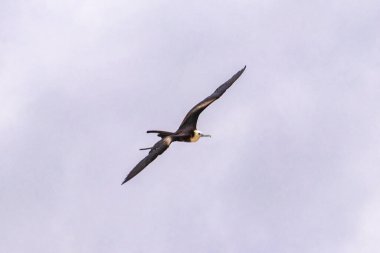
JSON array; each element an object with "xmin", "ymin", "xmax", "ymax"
[{"xmin": 1, "ymin": 0, "xmax": 380, "ymax": 252}]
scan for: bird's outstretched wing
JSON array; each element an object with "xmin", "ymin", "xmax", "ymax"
[
  {"xmin": 121, "ymin": 136, "xmax": 172, "ymax": 184},
  {"xmin": 177, "ymin": 66, "xmax": 246, "ymax": 131}
]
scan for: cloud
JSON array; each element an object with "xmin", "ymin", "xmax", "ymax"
[{"xmin": 1, "ymin": 0, "xmax": 380, "ymax": 252}]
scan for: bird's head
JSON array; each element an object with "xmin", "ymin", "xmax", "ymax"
[{"xmin": 190, "ymin": 130, "xmax": 211, "ymax": 142}]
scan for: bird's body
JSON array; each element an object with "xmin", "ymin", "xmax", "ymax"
[{"xmin": 122, "ymin": 66, "xmax": 246, "ymax": 185}]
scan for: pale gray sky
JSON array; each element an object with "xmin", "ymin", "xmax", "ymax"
[{"xmin": 1, "ymin": 0, "xmax": 380, "ymax": 252}]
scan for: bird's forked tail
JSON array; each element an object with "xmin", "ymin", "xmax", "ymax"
[
  {"xmin": 146, "ymin": 130, "xmax": 174, "ymax": 138},
  {"xmin": 139, "ymin": 147, "xmax": 153, "ymax": 151}
]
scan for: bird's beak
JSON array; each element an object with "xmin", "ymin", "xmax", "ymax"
[{"xmin": 200, "ymin": 133, "xmax": 211, "ymax": 138}]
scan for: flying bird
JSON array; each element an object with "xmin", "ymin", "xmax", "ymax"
[{"xmin": 122, "ymin": 66, "xmax": 246, "ymax": 184}]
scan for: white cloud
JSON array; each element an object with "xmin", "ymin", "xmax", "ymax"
[{"xmin": 1, "ymin": 0, "xmax": 380, "ymax": 252}]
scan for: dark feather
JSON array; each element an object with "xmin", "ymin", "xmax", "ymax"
[
  {"xmin": 177, "ymin": 66, "xmax": 246, "ymax": 131},
  {"xmin": 121, "ymin": 137, "xmax": 172, "ymax": 184}
]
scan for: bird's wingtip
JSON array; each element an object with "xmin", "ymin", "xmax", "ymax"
[{"xmin": 235, "ymin": 65, "xmax": 246, "ymax": 76}]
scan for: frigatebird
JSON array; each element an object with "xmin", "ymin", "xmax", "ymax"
[{"xmin": 122, "ymin": 66, "xmax": 246, "ymax": 184}]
